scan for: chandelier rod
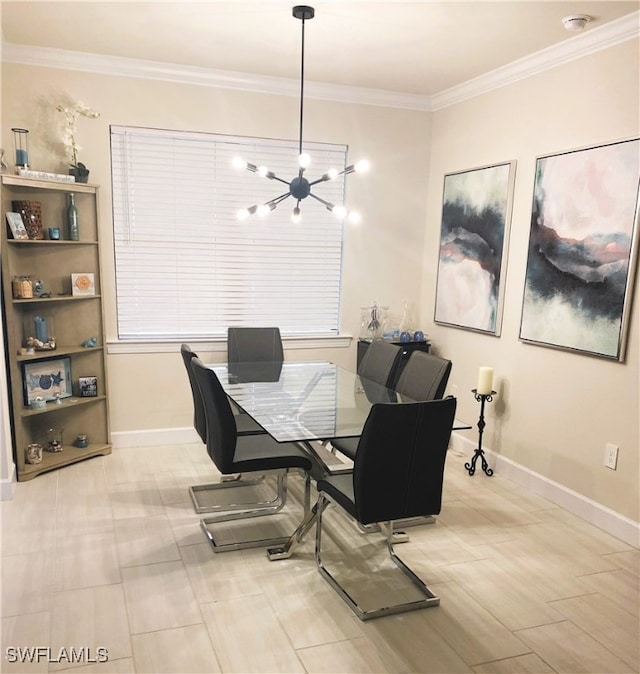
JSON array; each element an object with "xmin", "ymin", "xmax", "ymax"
[{"xmin": 298, "ymin": 9, "xmax": 307, "ymax": 161}]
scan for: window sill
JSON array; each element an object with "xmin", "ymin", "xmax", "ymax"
[{"xmin": 106, "ymin": 334, "xmax": 353, "ymax": 355}]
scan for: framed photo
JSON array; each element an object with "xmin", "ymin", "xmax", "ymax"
[
  {"xmin": 6, "ymin": 211, "xmax": 28, "ymax": 240},
  {"xmin": 519, "ymin": 138, "xmax": 640, "ymax": 361},
  {"xmin": 434, "ymin": 161, "xmax": 516, "ymax": 335},
  {"xmin": 78, "ymin": 376, "xmax": 98, "ymax": 397},
  {"xmin": 71, "ymin": 273, "xmax": 95, "ymax": 296},
  {"xmin": 22, "ymin": 357, "xmax": 72, "ymax": 405}
]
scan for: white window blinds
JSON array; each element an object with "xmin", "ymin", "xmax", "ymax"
[{"xmin": 110, "ymin": 125, "xmax": 346, "ymax": 340}]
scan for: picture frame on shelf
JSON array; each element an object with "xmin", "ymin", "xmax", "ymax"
[
  {"xmin": 71, "ymin": 273, "xmax": 95, "ymax": 296},
  {"xmin": 6, "ymin": 211, "xmax": 28, "ymax": 240},
  {"xmin": 78, "ymin": 376, "xmax": 98, "ymax": 397},
  {"xmin": 22, "ymin": 357, "xmax": 72, "ymax": 405}
]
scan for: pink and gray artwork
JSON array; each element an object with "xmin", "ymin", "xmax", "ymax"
[
  {"xmin": 434, "ymin": 162, "xmax": 515, "ymax": 335},
  {"xmin": 520, "ymin": 139, "xmax": 639, "ymax": 360}
]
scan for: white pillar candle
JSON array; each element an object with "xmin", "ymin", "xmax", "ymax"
[{"xmin": 477, "ymin": 367, "xmax": 494, "ymax": 395}]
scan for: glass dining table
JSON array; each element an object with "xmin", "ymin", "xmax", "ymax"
[
  {"xmin": 210, "ymin": 359, "xmax": 470, "ymax": 444},
  {"xmin": 208, "ymin": 359, "xmax": 471, "ymax": 559}
]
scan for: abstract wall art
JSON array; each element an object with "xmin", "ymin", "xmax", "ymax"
[
  {"xmin": 519, "ymin": 138, "xmax": 640, "ymax": 361},
  {"xmin": 434, "ymin": 161, "xmax": 515, "ymax": 335}
]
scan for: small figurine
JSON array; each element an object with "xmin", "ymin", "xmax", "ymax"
[{"xmin": 82, "ymin": 337, "xmax": 97, "ymax": 348}]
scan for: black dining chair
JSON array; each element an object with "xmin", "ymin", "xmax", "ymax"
[
  {"xmin": 181, "ymin": 344, "xmax": 268, "ymax": 514},
  {"xmin": 190, "ymin": 356, "xmax": 317, "ymax": 552},
  {"xmin": 314, "ymin": 396, "xmax": 457, "ymax": 620},
  {"xmin": 357, "ymin": 339, "xmax": 403, "ymax": 388},
  {"xmin": 394, "ymin": 350, "xmax": 452, "ymax": 402},
  {"xmin": 227, "ymin": 326, "xmax": 284, "ymax": 364},
  {"xmin": 328, "ymin": 340, "xmax": 403, "ymax": 459},
  {"xmin": 331, "ymin": 349, "xmax": 452, "ymax": 462}
]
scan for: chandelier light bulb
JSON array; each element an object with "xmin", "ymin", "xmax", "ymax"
[
  {"xmin": 347, "ymin": 211, "xmax": 362, "ymax": 225},
  {"xmin": 326, "ymin": 168, "xmax": 339, "ymax": 180},
  {"xmin": 232, "ymin": 156, "xmax": 247, "ymax": 170},
  {"xmin": 258, "ymin": 165, "xmax": 269, "ymax": 177},
  {"xmin": 257, "ymin": 204, "xmax": 271, "ymax": 217},
  {"xmin": 298, "ymin": 153, "xmax": 311, "ymax": 169},
  {"xmin": 354, "ymin": 159, "xmax": 371, "ymax": 173},
  {"xmin": 237, "ymin": 208, "xmax": 251, "ymax": 221},
  {"xmin": 332, "ymin": 205, "xmax": 347, "ymax": 219},
  {"xmin": 291, "ymin": 207, "xmax": 302, "ymax": 223}
]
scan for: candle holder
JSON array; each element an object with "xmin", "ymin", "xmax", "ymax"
[
  {"xmin": 465, "ymin": 389, "xmax": 495, "ymax": 477},
  {"xmin": 11, "ymin": 128, "xmax": 29, "ymax": 169}
]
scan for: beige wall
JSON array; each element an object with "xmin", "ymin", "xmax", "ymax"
[
  {"xmin": 1, "ymin": 63, "xmax": 431, "ymax": 435},
  {"xmin": 1, "ymin": 37, "xmax": 638, "ymax": 522},
  {"xmin": 422, "ymin": 39, "xmax": 639, "ymax": 521}
]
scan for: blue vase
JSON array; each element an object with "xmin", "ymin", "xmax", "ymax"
[
  {"xmin": 400, "ymin": 331, "xmax": 412, "ymax": 343},
  {"xmin": 413, "ymin": 330, "xmax": 425, "ymax": 342}
]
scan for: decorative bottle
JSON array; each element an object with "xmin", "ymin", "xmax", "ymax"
[
  {"xmin": 66, "ymin": 193, "xmax": 79, "ymax": 241},
  {"xmin": 399, "ymin": 299, "xmax": 414, "ymax": 342}
]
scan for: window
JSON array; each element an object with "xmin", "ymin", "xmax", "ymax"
[{"xmin": 111, "ymin": 126, "xmax": 347, "ymax": 340}]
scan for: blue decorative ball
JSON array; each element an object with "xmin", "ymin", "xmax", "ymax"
[
  {"xmin": 400, "ymin": 331, "xmax": 412, "ymax": 343},
  {"xmin": 413, "ymin": 330, "xmax": 425, "ymax": 342}
]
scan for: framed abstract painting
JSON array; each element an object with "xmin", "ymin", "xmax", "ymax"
[
  {"xmin": 434, "ymin": 161, "xmax": 515, "ymax": 335},
  {"xmin": 519, "ymin": 138, "xmax": 640, "ymax": 361}
]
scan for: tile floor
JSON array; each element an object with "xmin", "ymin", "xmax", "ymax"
[{"xmin": 1, "ymin": 442, "xmax": 638, "ymax": 673}]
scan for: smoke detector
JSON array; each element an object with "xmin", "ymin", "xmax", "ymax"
[{"xmin": 562, "ymin": 14, "xmax": 592, "ymax": 32}]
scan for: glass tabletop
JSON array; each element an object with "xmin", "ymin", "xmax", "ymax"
[
  {"xmin": 210, "ymin": 360, "xmax": 399, "ymax": 443},
  {"xmin": 209, "ymin": 360, "xmax": 471, "ymax": 443}
]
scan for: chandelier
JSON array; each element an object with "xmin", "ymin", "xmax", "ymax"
[{"xmin": 234, "ymin": 5, "xmax": 370, "ymax": 224}]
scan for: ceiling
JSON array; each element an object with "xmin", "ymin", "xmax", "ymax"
[{"xmin": 1, "ymin": 1, "xmax": 638, "ymax": 98}]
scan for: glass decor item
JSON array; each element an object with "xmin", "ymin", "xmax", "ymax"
[
  {"xmin": 25, "ymin": 443, "xmax": 43, "ymax": 464},
  {"xmin": 23, "ymin": 315, "xmax": 56, "ymax": 351},
  {"xmin": 44, "ymin": 427, "xmax": 64, "ymax": 453},
  {"xmin": 11, "ymin": 127, "xmax": 29, "ymax": 169},
  {"xmin": 66, "ymin": 193, "xmax": 79, "ymax": 240},
  {"xmin": 12, "ymin": 276, "xmax": 33, "ymax": 299},
  {"xmin": 359, "ymin": 301, "xmax": 387, "ymax": 342}
]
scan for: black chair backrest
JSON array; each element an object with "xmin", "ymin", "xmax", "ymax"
[
  {"xmin": 181, "ymin": 344, "xmax": 206, "ymax": 443},
  {"xmin": 190, "ymin": 356, "xmax": 238, "ymax": 474},
  {"xmin": 357, "ymin": 340, "xmax": 403, "ymax": 388},
  {"xmin": 227, "ymin": 327, "xmax": 284, "ymax": 363},
  {"xmin": 353, "ymin": 397, "xmax": 457, "ymax": 525},
  {"xmin": 395, "ymin": 351, "xmax": 452, "ymax": 402}
]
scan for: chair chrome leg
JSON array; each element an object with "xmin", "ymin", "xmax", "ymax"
[
  {"xmin": 356, "ymin": 515, "xmax": 436, "ymax": 541},
  {"xmin": 189, "ymin": 474, "xmax": 268, "ymax": 514},
  {"xmin": 197, "ymin": 470, "xmax": 287, "ymax": 520},
  {"xmin": 314, "ymin": 496, "xmax": 440, "ymax": 620},
  {"xmin": 200, "ymin": 472, "xmax": 294, "ymax": 553},
  {"xmin": 200, "ymin": 518, "xmax": 290, "ymax": 553}
]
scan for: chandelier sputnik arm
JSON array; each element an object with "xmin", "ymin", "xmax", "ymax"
[{"xmin": 234, "ymin": 5, "xmax": 369, "ymax": 223}]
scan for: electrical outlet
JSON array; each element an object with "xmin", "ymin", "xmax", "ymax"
[{"xmin": 604, "ymin": 443, "xmax": 619, "ymax": 470}]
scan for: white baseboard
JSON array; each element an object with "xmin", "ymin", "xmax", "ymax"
[
  {"xmin": 111, "ymin": 427, "xmax": 199, "ymax": 448},
  {"xmin": 0, "ymin": 463, "xmax": 17, "ymax": 501},
  {"xmin": 449, "ymin": 432, "xmax": 639, "ymax": 549}
]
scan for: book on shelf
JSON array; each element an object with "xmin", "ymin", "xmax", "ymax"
[{"xmin": 16, "ymin": 169, "xmax": 76, "ymax": 184}]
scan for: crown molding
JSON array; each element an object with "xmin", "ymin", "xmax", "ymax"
[
  {"xmin": 0, "ymin": 41, "xmax": 432, "ymax": 111},
  {"xmin": 1, "ymin": 10, "xmax": 637, "ymax": 112},
  {"xmin": 431, "ymin": 10, "xmax": 639, "ymax": 110}
]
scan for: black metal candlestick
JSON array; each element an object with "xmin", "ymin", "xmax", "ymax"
[{"xmin": 465, "ymin": 389, "xmax": 495, "ymax": 477}]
